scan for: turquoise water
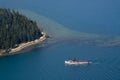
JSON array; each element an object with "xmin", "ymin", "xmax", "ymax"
[
  {"xmin": 0, "ymin": 43, "xmax": 120, "ymax": 80},
  {"xmin": 0, "ymin": 0, "xmax": 120, "ymax": 80}
]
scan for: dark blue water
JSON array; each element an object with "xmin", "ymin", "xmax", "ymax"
[
  {"xmin": 1, "ymin": 0, "xmax": 120, "ymax": 35},
  {"xmin": 0, "ymin": 0, "xmax": 120, "ymax": 80}
]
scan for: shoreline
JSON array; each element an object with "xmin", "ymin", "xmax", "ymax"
[{"xmin": 0, "ymin": 32, "xmax": 48, "ymax": 56}]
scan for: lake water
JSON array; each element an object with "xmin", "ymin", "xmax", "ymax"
[{"xmin": 0, "ymin": 0, "xmax": 120, "ymax": 80}]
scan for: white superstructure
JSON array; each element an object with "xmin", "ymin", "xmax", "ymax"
[{"xmin": 65, "ymin": 59, "xmax": 90, "ymax": 65}]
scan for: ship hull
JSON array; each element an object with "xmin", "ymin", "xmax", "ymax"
[{"xmin": 65, "ymin": 60, "xmax": 90, "ymax": 65}]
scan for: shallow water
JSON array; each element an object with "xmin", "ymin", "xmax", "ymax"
[
  {"xmin": 18, "ymin": 10, "xmax": 120, "ymax": 47},
  {"xmin": 0, "ymin": 0, "xmax": 120, "ymax": 80}
]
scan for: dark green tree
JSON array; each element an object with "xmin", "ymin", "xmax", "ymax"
[{"xmin": 0, "ymin": 8, "xmax": 42, "ymax": 49}]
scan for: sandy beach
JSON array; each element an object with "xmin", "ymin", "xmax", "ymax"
[{"xmin": 0, "ymin": 32, "xmax": 47, "ymax": 56}]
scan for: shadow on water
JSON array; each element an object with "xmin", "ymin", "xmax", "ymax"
[{"xmin": 17, "ymin": 9, "xmax": 120, "ymax": 48}]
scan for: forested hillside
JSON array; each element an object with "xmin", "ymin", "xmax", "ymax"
[{"xmin": 0, "ymin": 8, "xmax": 42, "ymax": 50}]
